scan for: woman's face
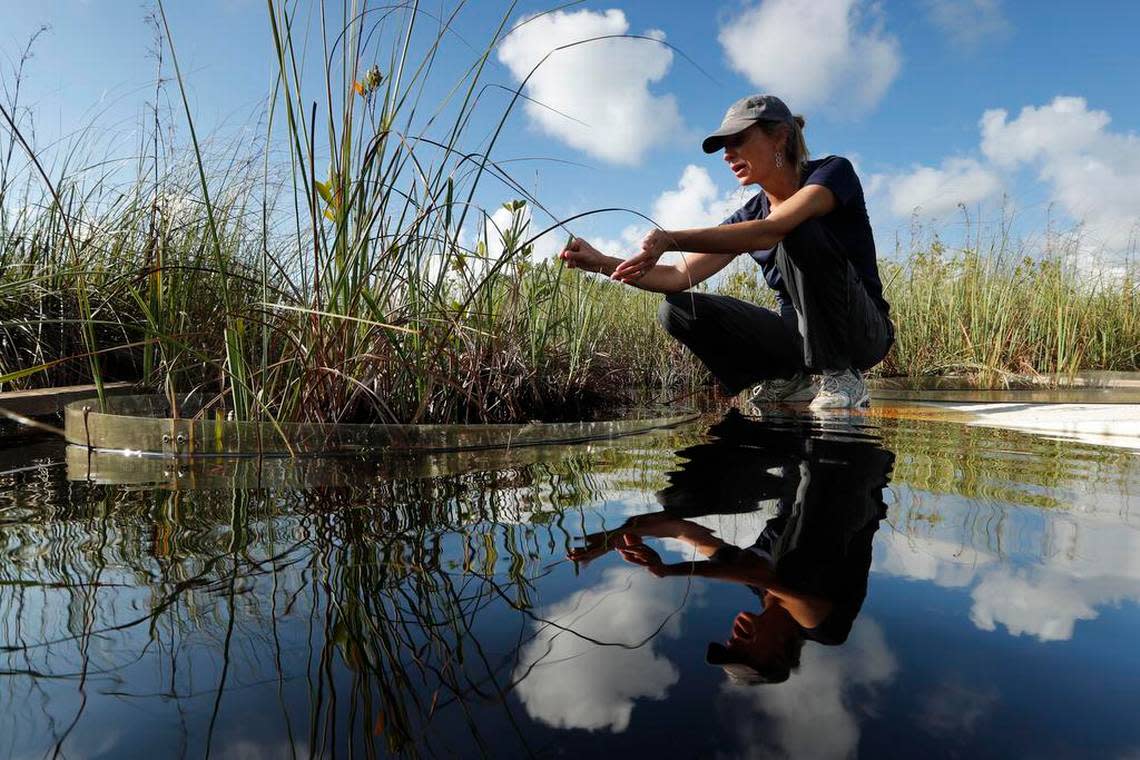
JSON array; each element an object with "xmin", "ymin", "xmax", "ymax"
[
  {"xmin": 722, "ymin": 125, "xmax": 782, "ymax": 186},
  {"xmin": 722, "ymin": 607, "xmax": 794, "ymax": 665}
]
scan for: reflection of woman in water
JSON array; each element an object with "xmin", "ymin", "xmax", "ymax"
[{"xmin": 569, "ymin": 411, "xmax": 894, "ymax": 683}]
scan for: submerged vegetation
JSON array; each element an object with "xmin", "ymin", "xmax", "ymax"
[{"xmin": 0, "ymin": 2, "xmax": 1136, "ymax": 425}]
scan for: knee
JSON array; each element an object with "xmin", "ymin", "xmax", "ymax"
[
  {"xmin": 657, "ymin": 292, "xmax": 698, "ymax": 337},
  {"xmin": 657, "ymin": 293, "xmax": 686, "ymax": 336}
]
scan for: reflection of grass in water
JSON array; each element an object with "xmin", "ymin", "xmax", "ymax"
[
  {"xmin": 883, "ymin": 417, "xmax": 1138, "ymax": 507},
  {"xmin": 1, "ymin": 415, "xmax": 1138, "ymax": 752},
  {"xmin": 879, "ymin": 416, "xmax": 1139, "ymax": 560},
  {"xmin": 0, "ymin": 448, "xmax": 646, "ymax": 756}
]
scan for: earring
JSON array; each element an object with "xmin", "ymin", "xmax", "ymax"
[{"xmin": 775, "ymin": 152, "xmax": 784, "ymax": 169}]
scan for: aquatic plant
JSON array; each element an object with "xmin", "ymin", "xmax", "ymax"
[
  {"xmin": 0, "ymin": 2, "xmax": 1136, "ymax": 427},
  {"xmin": 0, "ymin": 2, "xmax": 696, "ymax": 424}
]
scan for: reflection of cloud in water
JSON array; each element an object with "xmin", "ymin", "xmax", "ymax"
[
  {"xmin": 9, "ymin": 735, "xmax": 310, "ymax": 760},
  {"xmin": 8, "ymin": 728, "xmax": 125, "ymax": 760},
  {"xmin": 513, "ymin": 568, "xmax": 686, "ymax": 732},
  {"xmin": 873, "ymin": 530, "xmax": 994, "ymax": 589},
  {"xmin": 919, "ymin": 680, "xmax": 999, "ymax": 737},
  {"xmin": 970, "ymin": 569, "xmax": 1138, "ymax": 642},
  {"xmin": 215, "ymin": 741, "xmax": 311, "ymax": 760},
  {"xmin": 873, "ymin": 491, "xmax": 1140, "ymax": 641},
  {"xmin": 715, "ymin": 618, "xmax": 897, "ymax": 760},
  {"xmin": 687, "ymin": 509, "xmax": 779, "ymax": 551},
  {"xmin": 654, "ymin": 512, "xmax": 777, "ymax": 561}
]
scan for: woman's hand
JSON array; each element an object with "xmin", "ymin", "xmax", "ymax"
[
  {"xmin": 616, "ymin": 534, "xmax": 669, "ymax": 577},
  {"xmin": 566, "ymin": 529, "xmax": 620, "ymax": 564},
  {"xmin": 611, "ymin": 228, "xmax": 673, "ymax": 283},
  {"xmin": 559, "ymin": 237, "xmax": 606, "ymax": 272}
]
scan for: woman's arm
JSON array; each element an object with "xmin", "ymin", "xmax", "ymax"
[
  {"xmin": 673, "ymin": 184, "xmax": 837, "ymax": 253},
  {"xmin": 763, "ymin": 584, "xmax": 833, "ymax": 629},
  {"xmin": 644, "ymin": 553, "xmax": 832, "ymax": 628},
  {"xmin": 612, "ymin": 184, "xmax": 838, "ymax": 282},
  {"xmin": 560, "ymin": 238, "xmax": 735, "ymax": 293},
  {"xmin": 618, "ymin": 535, "xmax": 778, "ymax": 585}
]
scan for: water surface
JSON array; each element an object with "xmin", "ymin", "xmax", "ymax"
[{"xmin": 2, "ymin": 410, "xmax": 1138, "ymax": 758}]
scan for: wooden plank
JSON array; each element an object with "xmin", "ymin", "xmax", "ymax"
[{"xmin": 0, "ymin": 382, "xmax": 135, "ymax": 418}]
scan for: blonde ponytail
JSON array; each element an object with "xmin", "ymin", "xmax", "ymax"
[
  {"xmin": 789, "ymin": 115, "xmax": 810, "ymax": 168},
  {"xmin": 758, "ymin": 115, "xmax": 811, "ymax": 169}
]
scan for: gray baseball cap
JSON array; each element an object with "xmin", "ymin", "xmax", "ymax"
[
  {"xmin": 705, "ymin": 642, "xmax": 790, "ymax": 685},
  {"xmin": 702, "ymin": 94, "xmax": 794, "ymax": 154}
]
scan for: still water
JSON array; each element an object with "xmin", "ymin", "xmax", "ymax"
[{"xmin": 2, "ymin": 409, "xmax": 1139, "ymax": 758}]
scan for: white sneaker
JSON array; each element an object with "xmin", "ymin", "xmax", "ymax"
[
  {"xmin": 809, "ymin": 368, "xmax": 870, "ymax": 410},
  {"xmin": 750, "ymin": 372, "xmax": 819, "ymax": 404}
]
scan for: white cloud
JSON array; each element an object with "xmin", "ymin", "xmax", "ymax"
[
  {"xmin": 875, "ymin": 157, "xmax": 1003, "ymax": 218},
  {"xmin": 718, "ymin": 0, "xmax": 901, "ymax": 116},
  {"xmin": 922, "ymin": 0, "xmax": 1010, "ymax": 49},
  {"xmin": 590, "ymin": 233, "xmax": 637, "ymax": 261},
  {"xmin": 512, "ymin": 567, "xmax": 684, "ymax": 732},
  {"xmin": 980, "ymin": 96, "xmax": 1140, "ymax": 253},
  {"xmin": 980, "ymin": 97, "xmax": 1110, "ymax": 167},
  {"xmin": 869, "ymin": 96, "xmax": 1140, "ymax": 261},
  {"xmin": 424, "ymin": 200, "xmax": 564, "ymax": 285},
  {"xmin": 497, "ymin": 9, "xmax": 684, "ymax": 165},
  {"xmin": 593, "ymin": 165, "xmax": 746, "ymax": 260},
  {"xmin": 484, "ymin": 205, "xmax": 521, "ymax": 260},
  {"xmin": 650, "ymin": 165, "xmax": 746, "ymax": 230},
  {"xmin": 717, "ymin": 618, "xmax": 897, "ymax": 759},
  {"xmin": 480, "ymin": 202, "xmax": 565, "ymax": 263}
]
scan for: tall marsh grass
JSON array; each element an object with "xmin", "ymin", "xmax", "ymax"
[
  {"xmin": 881, "ymin": 237, "xmax": 1138, "ymax": 381},
  {"xmin": 1, "ymin": 2, "xmax": 694, "ymax": 423},
  {"xmin": 0, "ymin": 2, "xmax": 1136, "ymax": 427}
]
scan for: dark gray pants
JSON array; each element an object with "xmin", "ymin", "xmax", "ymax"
[{"xmin": 657, "ymin": 219, "xmax": 894, "ymax": 394}]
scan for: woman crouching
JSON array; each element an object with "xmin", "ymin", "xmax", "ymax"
[{"xmin": 559, "ymin": 94, "xmax": 894, "ymax": 409}]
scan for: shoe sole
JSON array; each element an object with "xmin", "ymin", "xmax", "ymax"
[
  {"xmin": 781, "ymin": 386, "xmax": 820, "ymax": 402},
  {"xmin": 808, "ymin": 392, "xmax": 871, "ymax": 410},
  {"xmin": 751, "ymin": 383, "xmax": 819, "ymax": 404}
]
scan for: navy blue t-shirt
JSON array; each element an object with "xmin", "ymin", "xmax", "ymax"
[{"xmin": 721, "ymin": 155, "xmax": 889, "ymax": 315}]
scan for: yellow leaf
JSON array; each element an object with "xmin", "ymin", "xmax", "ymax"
[
  {"xmin": 314, "ymin": 179, "xmax": 333, "ymax": 205},
  {"xmin": 353, "ymin": 80, "xmax": 365, "ymax": 97}
]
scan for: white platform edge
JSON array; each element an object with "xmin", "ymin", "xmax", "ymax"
[{"xmin": 917, "ymin": 402, "xmax": 1140, "ymax": 451}]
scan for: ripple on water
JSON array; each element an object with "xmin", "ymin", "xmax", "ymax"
[{"xmin": 1, "ymin": 410, "xmax": 1137, "ymax": 758}]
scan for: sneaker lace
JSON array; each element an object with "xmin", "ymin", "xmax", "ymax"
[{"xmin": 819, "ymin": 371, "xmax": 845, "ymax": 395}]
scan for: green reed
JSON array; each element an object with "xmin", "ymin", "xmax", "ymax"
[
  {"xmin": 0, "ymin": 2, "xmax": 1135, "ymax": 426},
  {"xmin": 880, "ymin": 236, "xmax": 1138, "ymax": 383},
  {"xmin": 0, "ymin": 1, "xmax": 691, "ymax": 424}
]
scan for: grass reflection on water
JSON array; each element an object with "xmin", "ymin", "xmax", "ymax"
[
  {"xmin": 1, "ymin": 411, "xmax": 1137, "ymax": 758},
  {"xmin": 1, "ymin": 429, "xmax": 692, "ymax": 757}
]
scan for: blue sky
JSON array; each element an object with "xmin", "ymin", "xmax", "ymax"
[{"xmin": 3, "ymin": 0, "xmax": 1139, "ymax": 267}]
